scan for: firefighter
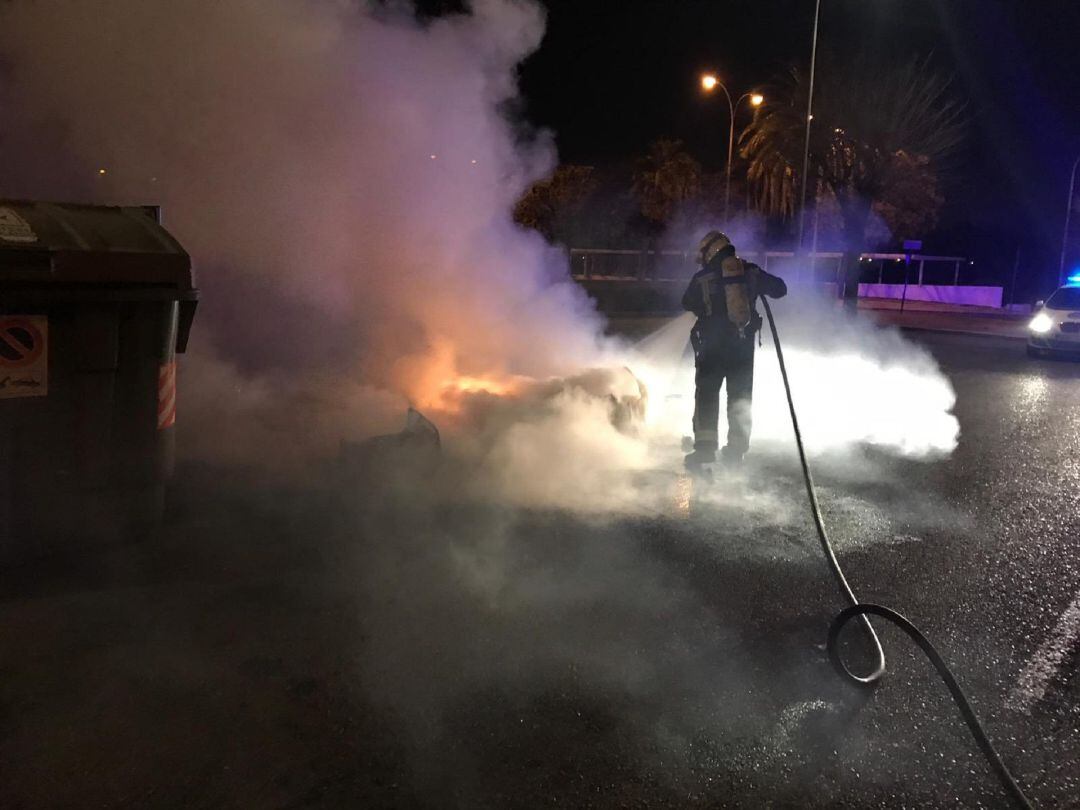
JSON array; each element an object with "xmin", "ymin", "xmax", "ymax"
[{"xmin": 682, "ymin": 231, "xmax": 787, "ymax": 471}]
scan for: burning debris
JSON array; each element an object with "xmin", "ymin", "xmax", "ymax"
[
  {"xmin": 339, "ymin": 407, "xmax": 442, "ymax": 481},
  {"xmin": 521, "ymin": 367, "xmax": 648, "ymax": 435},
  {"xmin": 336, "ymin": 365, "xmax": 649, "ymax": 504},
  {"xmin": 428, "ymin": 365, "xmax": 649, "ymax": 435}
]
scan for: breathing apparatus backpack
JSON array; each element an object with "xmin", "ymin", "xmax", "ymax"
[
  {"xmin": 720, "ymin": 254, "xmax": 754, "ymax": 337},
  {"xmin": 691, "ymin": 232, "xmax": 763, "ymax": 345},
  {"xmin": 690, "ymin": 258, "xmax": 763, "ymax": 359}
]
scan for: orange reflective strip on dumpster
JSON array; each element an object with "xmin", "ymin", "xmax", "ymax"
[{"xmin": 157, "ymin": 361, "xmax": 177, "ymax": 429}]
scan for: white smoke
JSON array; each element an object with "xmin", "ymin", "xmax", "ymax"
[
  {"xmin": 0, "ymin": 0, "xmax": 958, "ymax": 502},
  {"xmin": 0, "ymin": 6, "xmax": 969, "ymax": 799},
  {"xmin": 629, "ymin": 300, "xmax": 959, "ymax": 462},
  {"xmin": 0, "ymin": 0, "xmax": 606, "ymax": 466}
]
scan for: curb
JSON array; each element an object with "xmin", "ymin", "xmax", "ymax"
[
  {"xmin": 605, "ymin": 312, "xmax": 1032, "ymax": 342},
  {"xmin": 891, "ymin": 324, "xmax": 1029, "ymax": 342}
]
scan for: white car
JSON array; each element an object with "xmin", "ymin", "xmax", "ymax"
[{"xmin": 1028, "ymin": 285, "xmax": 1080, "ymax": 357}]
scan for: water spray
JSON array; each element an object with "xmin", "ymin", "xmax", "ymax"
[{"xmin": 760, "ymin": 297, "xmax": 1034, "ymax": 809}]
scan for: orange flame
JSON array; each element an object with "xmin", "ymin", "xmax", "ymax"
[
  {"xmin": 450, "ymin": 375, "xmax": 517, "ymax": 397},
  {"xmin": 402, "ymin": 339, "xmax": 522, "ymax": 414},
  {"xmin": 420, "ymin": 373, "xmax": 522, "ymax": 415}
]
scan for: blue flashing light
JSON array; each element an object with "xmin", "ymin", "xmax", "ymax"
[{"xmin": 1067, "ymin": 272, "xmax": 1080, "ymax": 287}]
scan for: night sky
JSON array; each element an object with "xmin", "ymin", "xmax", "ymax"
[{"xmin": 509, "ymin": 0, "xmax": 1080, "ymax": 294}]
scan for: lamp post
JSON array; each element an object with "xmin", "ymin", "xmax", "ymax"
[
  {"xmin": 1057, "ymin": 153, "xmax": 1080, "ymax": 287},
  {"xmin": 700, "ymin": 74, "xmax": 763, "ymax": 223},
  {"xmin": 795, "ymin": 0, "xmax": 822, "ymax": 267}
]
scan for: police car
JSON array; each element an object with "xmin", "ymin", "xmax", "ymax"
[{"xmin": 1027, "ymin": 280, "xmax": 1080, "ymax": 357}]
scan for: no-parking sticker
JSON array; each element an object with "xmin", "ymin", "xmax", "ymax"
[{"xmin": 0, "ymin": 316, "xmax": 48, "ymax": 399}]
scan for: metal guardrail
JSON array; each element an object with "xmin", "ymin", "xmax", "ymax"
[{"xmin": 569, "ymin": 248, "xmax": 971, "ymax": 286}]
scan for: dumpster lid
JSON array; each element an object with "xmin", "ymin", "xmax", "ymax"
[{"xmin": 0, "ymin": 200, "xmax": 193, "ymax": 291}]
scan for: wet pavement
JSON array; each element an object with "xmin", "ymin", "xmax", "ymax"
[{"xmin": 3, "ymin": 332, "xmax": 1080, "ymax": 808}]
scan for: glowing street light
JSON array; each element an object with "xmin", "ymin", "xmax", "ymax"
[{"xmin": 699, "ymin": 73, "xmax": 765, "ymax": 223}]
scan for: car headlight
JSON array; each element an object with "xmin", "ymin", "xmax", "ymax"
[{"xmin": 1029, "ymin": 312, "xmax": 1054, "ymax": 334}]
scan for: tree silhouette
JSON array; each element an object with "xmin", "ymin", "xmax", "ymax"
[
  {"xmin": 513, "ymin": 164, "xmax": 597, "ymax": 244},
  {"xmin": 742, "ymin": 55, "xmax": 964, "ymax": 256},
  {"xmin": 632, "ymin": 138, "xmax": 702, "ymax": 226}
]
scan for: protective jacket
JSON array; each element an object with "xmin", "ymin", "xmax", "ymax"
[{"xmin": 681, "ymin": 248, "xmax": 787, "ymax": 350}]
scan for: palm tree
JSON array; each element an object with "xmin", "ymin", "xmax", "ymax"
[
  {"xmin": 632, "ymin": 138, "xmax": 702, "ymax": 226},
  {"xmin": 742, "ymin": 55, "xmax": 964, "ymax": 279},
  {"xmin": 514, "ymin": 164, "xmax": 597, "ymax": 244}
]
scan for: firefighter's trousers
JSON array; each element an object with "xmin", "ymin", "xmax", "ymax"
[{"xmin": 692, "ymin": 338, "xmax": 755, "ymax": 458}]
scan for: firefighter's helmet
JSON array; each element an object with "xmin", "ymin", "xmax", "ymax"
[{"xmin": 697, "ymin": 231, "xmax": 732, "ymax": 266}]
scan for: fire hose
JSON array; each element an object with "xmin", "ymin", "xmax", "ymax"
[{"xmin": 759, "ymin": 297, "xmax": 1034, "ymax": 809}]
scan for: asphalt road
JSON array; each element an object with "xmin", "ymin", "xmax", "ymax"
[{"xmin": 3, "ymin": 331, "xmax": 1080, "ymax": 808}]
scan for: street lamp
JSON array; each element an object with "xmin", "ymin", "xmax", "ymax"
[
  {"xmin": 795, "ymin": 0, "xmax": 822, "ymax": 267},
  {"xmin": 700, "ymin": 73, "xmax": 764, "ymax": 223},
  {"xmin": 1058, "ymin": 153, "xmax": 1080, "ymax": 287}
]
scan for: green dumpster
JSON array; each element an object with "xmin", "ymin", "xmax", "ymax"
[{"xmin": 0, "ymin": 200, "xmax": 197, "ymax": 560}]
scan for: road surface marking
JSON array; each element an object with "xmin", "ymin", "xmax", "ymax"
[{"xmin": 1008, "ymin": 587, "xmax": 1080, "ymax": 713}]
